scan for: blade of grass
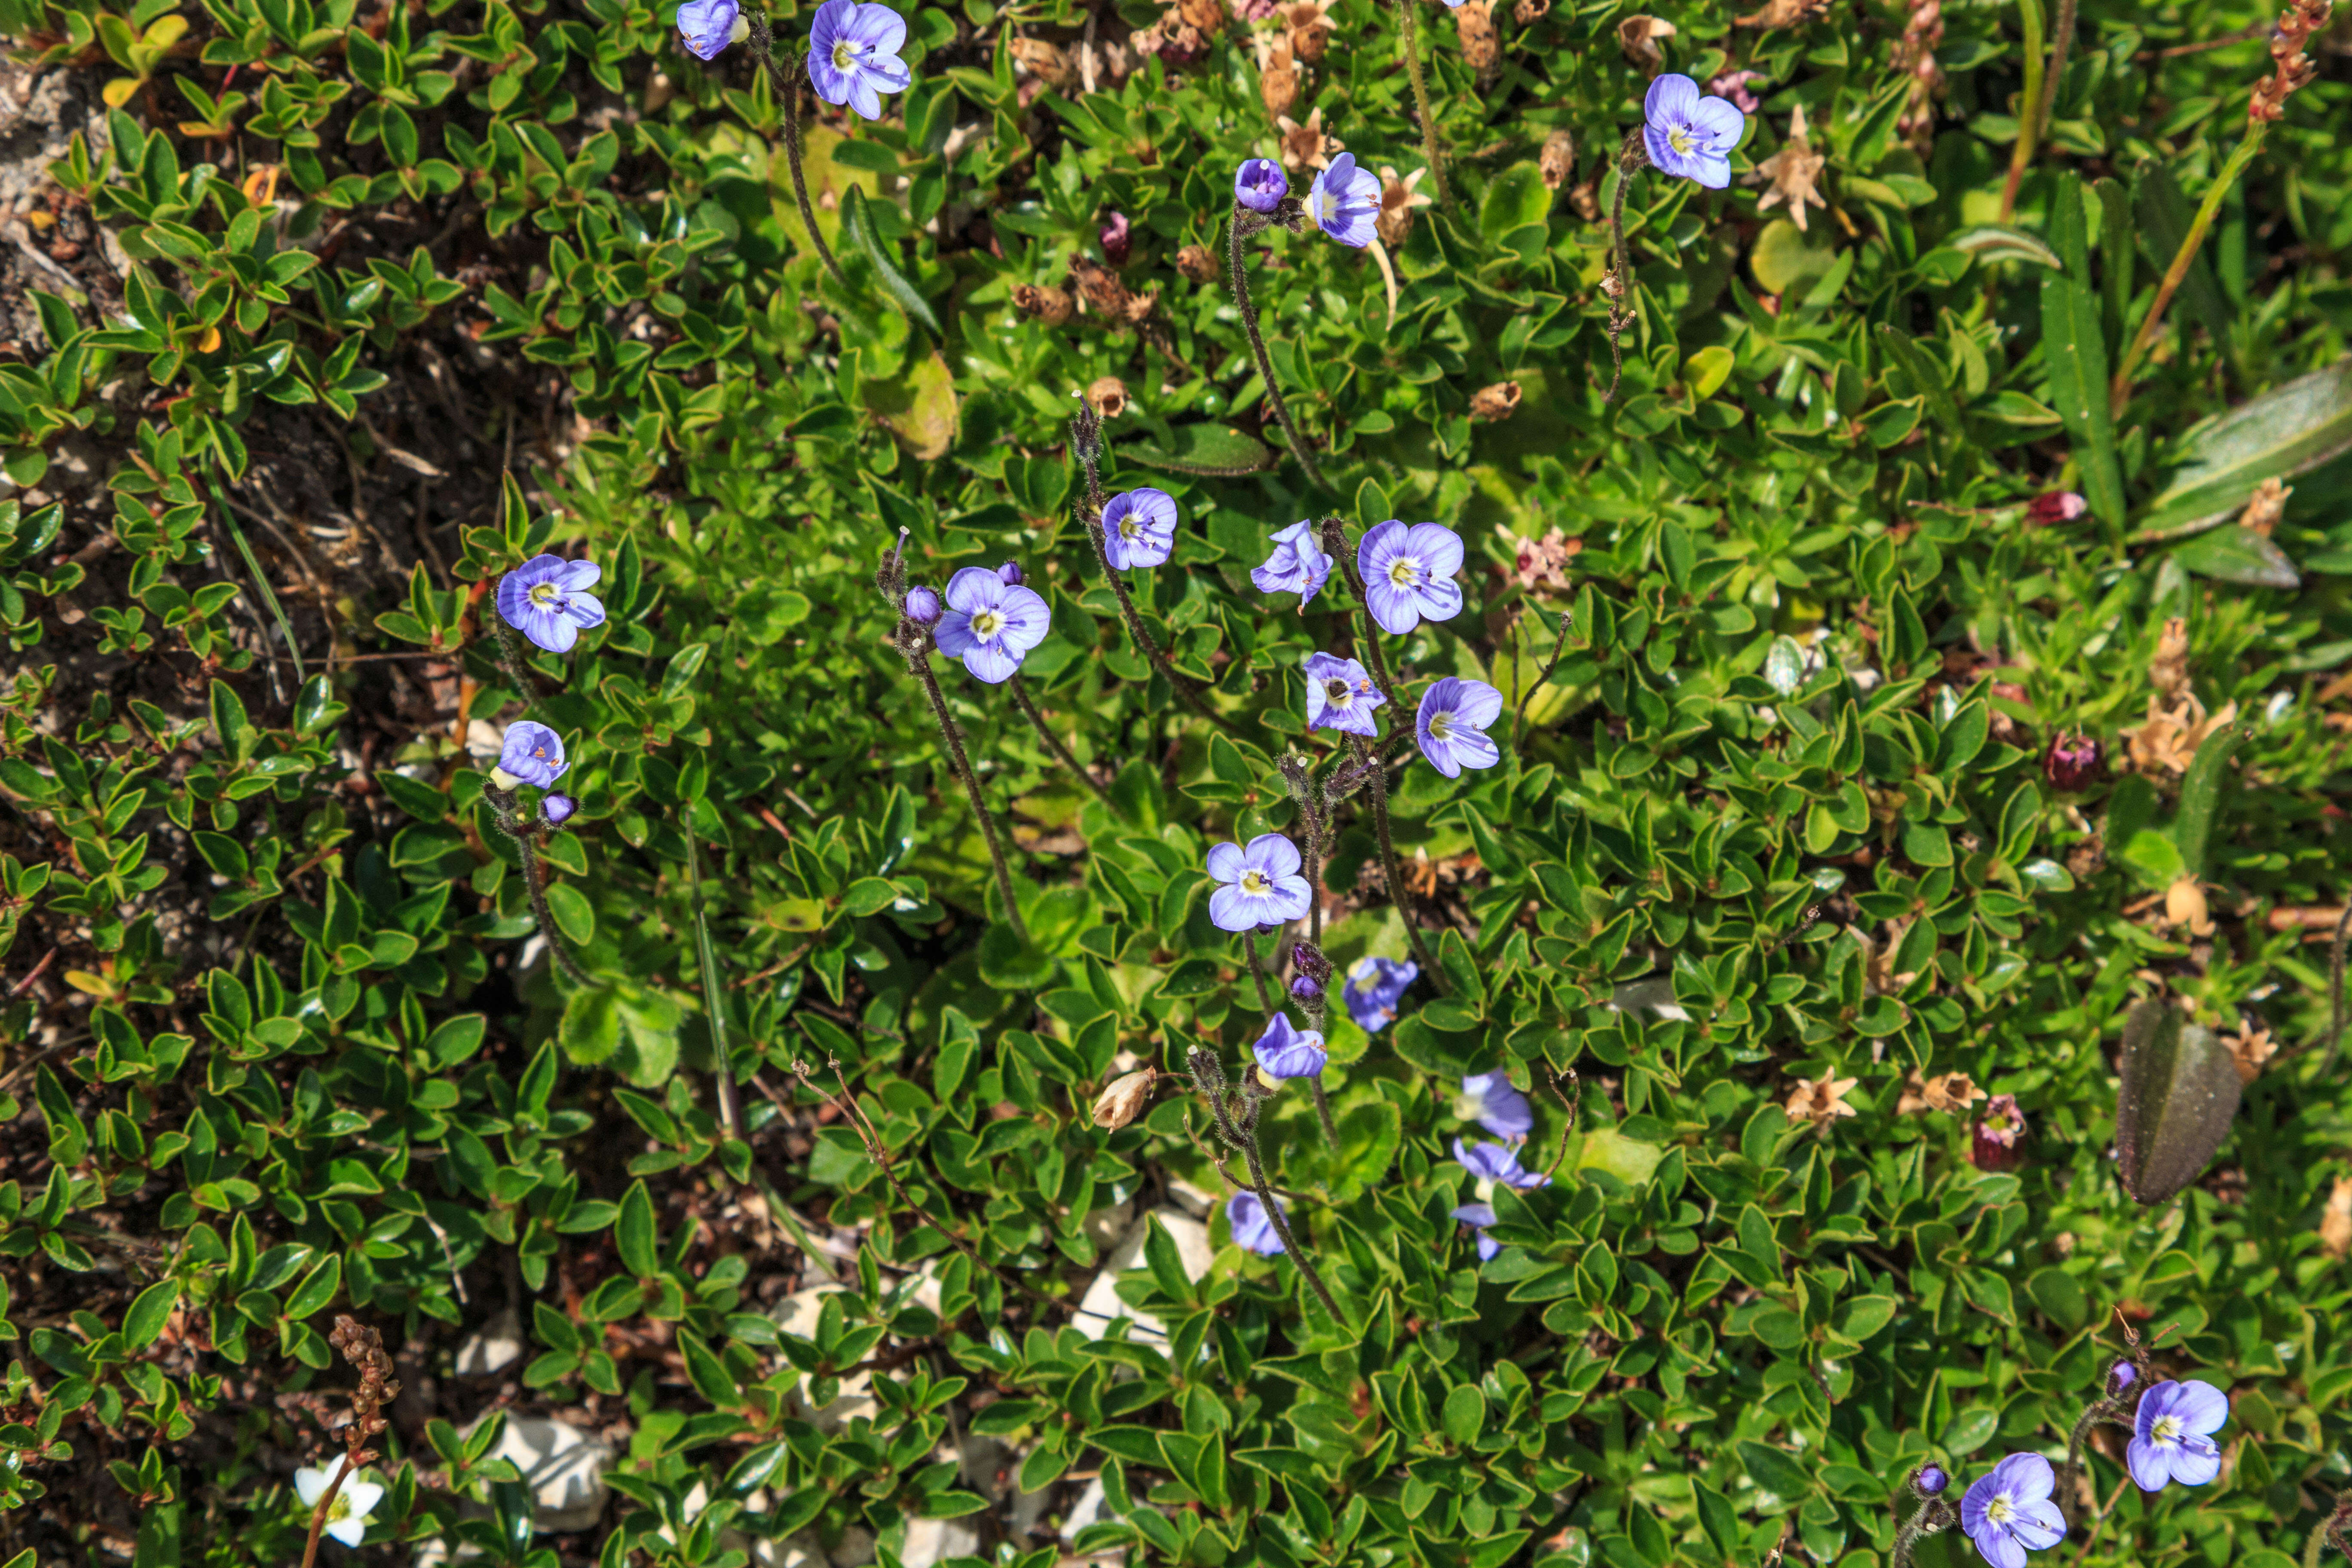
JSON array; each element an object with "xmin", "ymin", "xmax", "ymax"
[
  {"xmin": 208, "ymin": 477, "xmax": 306, "ymax": 686},
  {"xmin": 686, "ymin": 827, "xmax": 745, "ymax": 1142}
]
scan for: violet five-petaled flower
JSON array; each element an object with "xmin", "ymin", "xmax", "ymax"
[
  {"xmin": 1642, "ymin": 73, "xmax": 1746, "ymax": 190},
  {"xmin": 1449, "ymin": 1201, "xmax": 1501, "ymax": 1261},
  {"xmin": 1342, "ymin": 956, "xmax": 1418, "ymax": 1032},
  {"xmin": 1102, "ymin": 488, "xmax": 1179, "ymax": 571},
  {"xmin": 2128, "ymin": 1380, "xmax": 2227, "ymax": 1492},
  {"xmin": 497, "ymin": 555, "xmax": 607, "ymax": 654},
  {"xmin": 808, "ymin": 0, "xmax": 911, "ymax": 121},
  {"xmin": 934, "ymin": 566, "xmax": 1050, "ymax": 684},
  {"xmin": 1234, "ymin": 157, "xmax": 1289, "ymax": 214},
  {"xmin": 1253, "ymin": 520, "xmax": 1333, "ymax": 608},
  {"xmin": 903, "ymin": 585, "xmax": 942, "ymax": 625},
  {"xmin": 1416, "ymin": 678, "xmax": 1504, "ymax": 778},
  {"xmin": 541, "ymin": 792, "xmax": 578, "ymax": 827},
  {"xmin": 1357, "ymin": 521, "xmax": 1465, "ymax": 635},
  {"xmin": 493, "ymin": 722, "xmax": 568, "ymax": 791},
  {"xmin": 1457, "ymin": 1071, "xmax": 1533, "ymax": 1139},
  {"xmin": 1303, "ymin": 652, "xmax": 1385, "ymax": 737},
  {"xmin": 1454, "ymin": 1136, "xmax": 1550, "ymax": 1191},
  {"xmin": 1308, "ymin": 152, "xmax": 1381, "ymax": 248},
  {"xmin": 1206, "ymin": 833, "xmax": 1313, "ymax": 932},
  {"xmin": 1228, "ymin": 1191, "xmax": 1288, "ymax": 1256},
  {"xmin": 1252, "ymin": 1014, "xmax": 1329, "ymax": 1081},
  {"xmin": 1960, "ymin": 1454, "xmax": 2066, "ymax": 1568},
  {"xmin": 676, "ymin": 0, "xmax": 740, "ymax": 59}
]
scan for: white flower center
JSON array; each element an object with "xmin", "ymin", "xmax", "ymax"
[
  {"xmin": 1387, "ymin": 556, "xmax": 1421, "ymax": 587},
  {"xmin": 1429, "ymin": 711, "xmax": 1453, "ymax": 740},
  {"xmin": 1240, "ymin": 869, "xmax": 1271, "ymax": 894},
  {"xmin": 1474, "ymin": 1176, "xmax": 1496, "ymax": 1202},
  {"xmin": 1986, "ymin": 1494, "xmax": 2015, "ymax": 1525},
  {"xmin": 529, "ymin": 583, "xmax": 558, "ymax": 607},
  {"xmin": 1121, "ymin": 517, "xmax": 1142, "ymax": 541},
  {"xmin": 2152, "ymin": 1415, "xmax": 2183, "ymax": 1445},
  {"xmin": 970, "ymin": 609, "xmax": 1002, "ymax": 640},
  {"xmin": 1669, "ymin": 125, "xmax": 1695, "ymax": 155},
  {"xmin": 833, "ymin": 39, "xmax": 858, "ymax": 68}
]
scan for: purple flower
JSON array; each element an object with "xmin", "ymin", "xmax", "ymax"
[
  {"xmin": 808, "ymin": 0, "xmax": 910, "ymax": 121},
  {"xmin": 1206, "ymin": 833, "xmax": 1312, "ymax": 932},
  {"xmin": 493, "ymin": 722, "xmax": 568, "ymax": 790},
  {"xmin": 1234, "ymin": 158, "xmax": 1288, "ymax": 214},
  {"xmin": 1450, "ymin": 1201, "xmax": 1501, "ymax": 1261},
  {"xmin": 1341, "ymin": 956, "xmax": 1417, "ymax": 1032},
  {"xmin": 903, "ymin": 585, "xmax": 942, "ymax": 625},
  {"xmin": 1454, "ymin": 1137, "xmax": 1549, "ymax": 1191},
  {"xmin": 2110, "ymin": 1360, "xmax": 2138, "ymax": 1394},
  {"xmin": 1972, "ymin": 1093, "xmax": 2027, "ymax": 1171},
  {"xmin": 1457, "ymin": 1072, "xmax": 1532, "ymax": 1139},
  {"xmin": 497, "ymin": 555, "xmax": 607, "ymax": 654},
  {"xmin": 934, "ymin": 565, "xmax": 1050, "ymax": 684},
  {"xmin": 996, "ymin": 560, "xmax": 1024, "ymax": 586},
  {"xmin": 1416, "ymin": 678, "xmax": 1504, "ymax": 778},
  {"xmin": 677, "ymin": 0, "xmax": 740, "ymax": 58},
  {"xmin": 1915, "ymin": 1465, "xmax": 1949, "ymax": 1496},
  {"xmin": 1100, "ymin": 210, "xmax": 1132, "ymax": 266},
  {"xmin": 1642, "ymin": 73, "xmax": 1745, "ymax": 190},
  {"xmin": 1960, "ymin": 1455, "xmax": 2066, "ymax": 1568},
  {"xmin": 1302, "ymin": 652, "xmax": 1384, "ymax": 738},
  {"xmin": 2128, "ymin": 1381, "xmax": 2227, "ymax": 1491},
  {"xmin": 1357, "ymin": 521, "xmax": 1464, "ymax": 635},
  {"xmin": 541, "ymin": 792, "xmax": 577, "ymax": 827},
  {"xmin": 1252, "ymin": 1014, "xmax": 1328, "ymax": 1080},
  {"xmin": 1307, "ymin": 152, "xmax": 1381, "ymax": 248},
  {"xmin": 1227, "ymin": 1191, "xmax": 1287, "ymax": 1256},
  {"xmin": 1289, "ymin": 973, "xmax": 1323, "ymax": 1004},
  {"xmin": 1102, "ymin": 489, "xmax": 1178, "ymax": 571},
  {"xmin": 1706, "ymin": 68, "xmax": 1767, "ymax": 114},
  {"xmin": 1251, "ymin": 521, "xmax": 1332, "ymax": 608}
]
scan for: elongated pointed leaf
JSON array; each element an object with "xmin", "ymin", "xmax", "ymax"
[
  {"xmin": 2038, "ymin": 173, "xmax": 2125, "ymax": 534},
  {"xmin": 839, "ymin": 183, "xmax": 941, "ymax": 336},
  {"xmin": 1875, "ymin": 323, "xmax": 1960, "ymax": 435},
  {"xmin": 2132, "ymin": 161, "xmax": 2235, "ymax": 345},
  {"xmin": 2167, "ymin": 525, "xmax": 2299, "ymax": 589},
  {"xmin": 2115, "ymin": 999, "xmax": 2240, "ymax": 1206},
  {"xmin": 2135, "ymin": 356, "xmax": 2352, "ymax": 537},
  {"xmin": 1119, "ymin": 425, "xmax": 1277, "ymax": 477},
  {"xmin": 2171, "ymin": 720, "xmax": 2250, "ymax": 878}
]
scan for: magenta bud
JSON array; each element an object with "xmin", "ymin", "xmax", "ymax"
[
  {"xmin": 1100, "ymin": 210, "xmax": 1132, "ymax": 266},
  {"xmin": 2043, "ymin": 731, "xmax": 2101, "ymax": 792}
]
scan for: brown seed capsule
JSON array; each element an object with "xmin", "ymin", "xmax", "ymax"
[
  {"xmin": 1176, "ymin": 244, "xmax": 1219, "ymax": 282},
  {"xmin": 1469, "ymin": 381, "xmax": 1523, "ymax": 423},
  {"xmin": 1616, "ymin": 13, "xmax": 1674, "ymax": 72},
  {"xmin": 1455, "ymin": 0, "xmax": 1499, "ymax": 80},
  {"xmin": 1260, "ymin": 39, "xmax": 1299, "ymax": 118},
  {"xmin": 2165, "ymin": 876, "xmax": 2214, "ymax": 937},
  {"xmin": 1176, "ymin": 0, "xmax": 1225, "ymax": 36},
  {"xmin": 1087, "ymin": 376, "xmax": 1129, "ymax": 419},
  {"xmin": 1091, "ymin": 1067, "xmax": 1157, "ymax": 1130},
  {"xmin": 1513, "ymin": 0, "xmax": 1550, "ymax": 21},
  {"xmin": 1539, "ymin": 127, "xmax": 1577, "ymax": 190},
  {"xmin": 1013, "ymin": 284, "xmax": 1074, "ymax": 325}
]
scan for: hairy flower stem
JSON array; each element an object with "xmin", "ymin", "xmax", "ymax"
[
  {"xmin": 1008, "ymin": 674, "xmax": 1111, "ymax": 805},
  {"xmin": 748, "ymin": 12, "xmax": 850, "ymax": 291},
  {"xmin": 902, "ymin": 643, "xmax": 1030, "ymax": 944},
  {"xmin": 1890, "ymin": 1499, "xmax": 1953, "ymax": 1568},
  {"xmin": 1189, "ymin": 1050, "xmax": 1342, "ymax": 1320},
  {"xmin": 1995, "ymin": 0, "xmax": 2048, "ymax": 223},
  {"xmin": 1069, "ymin": 408, "xmax": 1246, "ymax": 736},
  {"xmin": 1277, "ymin": 753, "xmax": 1327, "ymax": 944},
  {"xmin": 2108, "ymin": 123, "xmax": 2268, "ymax": 413},
  {"xmin": 1393, "ymin": 0, "xmax": 1448, "ymax": 206},
  {"xmin": 1239, "ymin": 1126, "xmax": 1340, "ymax": 1318},
  {"xmin": 1307, "ymin": 1078, "xmax": 1339, "ymax": 1144},
  {"xmin": 1511, "ymin": 608, "xmax": 1574, "ymax": 753},
  {"xmin": 1225, "ymin": 204, "xmax": 1334, "ymax": 495},
  {"xmin": 2030, "ymin": 0, "xmax": 2078, "ymax": 158},
  {"xmin": 487, "ymin": 614, "xmax": 552, "ymax": 721},
  {"xmin": 1316, "ymin": 515, "xmax": 1401, "ymax": 698},
  {"xmin": 1349, "ymin": 734, "xmax": 1443, "ymax": 988},
  {"xmin": 2321, "ymin": 901, "xmax": 2352, "ymax": 1076},
  {"xmin": 1599, "ymin": 132, "xmax": 1652, "ymax": 404},
  {"xmin": 487, "ymin": 789, "xmax": 593, "ymax": 986},
  {"xmin": 1241, "ymin": 930, "xmax": 1275, "ymax": 1014}
]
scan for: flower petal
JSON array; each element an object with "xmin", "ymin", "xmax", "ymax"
[
  {"xmin": 344, "ymin": 1482, "xmax": 386, "ymax": 1516},
  {"xmin": 537, "ymin": 612, "xmax": 581, "ymax": 653},
  {"xmin": 1206, "ymin": 841, "xmax": 1246, "ymax": 882},
  {"xmin": 1414, "ymin": 575, "xmax": 1465, "ymax": 622},
  {"xmin": 2009, "ymin": 1501, "xmax": 2066, "ymax": 1550},
  {"xmin": 1208, "ymin": 884, "xmax": 1255, "ymax": 932},
  {"xmin": 995, "ymin": 586, "xmax": 1053, "ymax": 649},
  {"xmin": 962, "ymin": 640, "xmax": 1020, "ymax": 683},
  {"xmin": 944, "ymin": 566, "xmax": 1001, "ymax": 612},
  {"xmin": 1644, "ymin": 72, "xmax": 1701, "ymax": 126},
  {"xmin": 1364, "ymin": 578, "xmax": 1418, "ymax": 634},
  {"xmin": 1689, "ymin": 151, "xmax": 1733, "ymax": 190},
  {"xmin": 848, "ymin": 77, "xmax": 882, "ymax": 120},
  {"xmin": 1990, "ymin": 1453, "xmax": 2056, "ymax": 1503},
  {"xmin": 846, "ymin": 1, "xmax": 907, "ymax": 52},
  {"xmin": 1448, "ymin": 727, "xmax": 1501, "ymax": 772},
  {"xmin": 1454, "ymin": 678, "xmax": 1506, "ymax": 727},
  {"xmin": 563, "ymin": 589, "xmax": 606, "ymax": 629},
  {"xmin": 2169, "ymin": 1379, "xmax": 2230, "ymax": 1435},
  {"xmin": 933, "ymin": 612, "xmax": 978, "ymax": 657},
  {"xmin": 1419, "ymin": 733, "xmax": 1463, "ymax": 778},
  {"xmin": 553, "ymin": 559, "xmax": 603, "ymax": 591},
  {"xmin": 1268, "ymin": 874, "xmax": 1313, "ymax": 921},
  {"xmin": 1249, "ymin": 833, "xmax": 1303, "ymax": 878},
  {"xmin": 1974, "ymin": 1527, "xmax": 2027, "ymax": 1568},
  {"xmin": 1689, "ymin": 94, "xmax": 1748, "ymax": 149},
  {"xmin": 328, "ymin": 1519, "xmax": 368, "ymax": 1549},
  {"xmin": 1406, "ymin": 521, "xmax": 1464, "ymax": 577},
  {"xmin": 1357, "ymin": 520, "xmax": 1406, "ymax": 582},
  {"xmin": 2126, "ymin": 1437, "xmax": 2171, "ymax": 1492}
]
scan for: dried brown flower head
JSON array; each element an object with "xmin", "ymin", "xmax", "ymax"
[
  {"xmin": 1175, "ymin": 243, "xmax": 1219, "ymax": 282},
  {"xmin": 2250, "ymin": 0, "xmax": 2333, "ymax": 122},
  {"xmin": 1013, "ymin": 284, "xmax": 1074, "ymax": 325},
  {"xmin": 1455, "ymin": 0, "xmax": 1499, "ymax": 81},
  {"xmin": 1735, "ymin": 0, "xmax": 1831, "ymax": 26},
  {"xmin": 1499, "ymin": 526, "xmax": 1577, "ymax": 590},
  {"xmin": 1539, "ymin": 127, "xmax": 1577, "ymax": 189},
  {"xmin": 1072, "ymin": 257, "xmax": 1158, "ymax": 324},
  {"xmin": 1087, "ymin": 376, "xmax": 1130, "ymax": 420},
  {"xmin": 1785, "ymin": 1069, "xmax": 1860, "ymax": 1132},
  {"xmin": 1276, "ymin": 107, "xmax": 1339, "ymax": 170},
  {"xmin": 1469, "ymin": 381, "xmax": 1524, "ymax": 423},
  {"xmin": 2151, "ymin": 615, "xmax": 2192, "ymax": 696},
  {"xmin": 2240, "ymin": 476, "xmax": 2291, "ymax": 536},
  {"xmin": 1749, "ymin": 103, "xmax": 1828, "ymax": 232},
  {"xmin": 1513, "ymin": 0, "xmax": 1550, "ymax": 21},
  {"xmin": 1375, "ymin": 164, "xmax": 1434, "ymax": 245},
  {"xmin": 1175, "ymin": 0, "xmax": 1226, "ymax": 37},
  {"xmin": 2122, "ymin": 692, "xmax": 2235, "ymax": 775},
  {"xmin": 2322, "ymin": 1174, "xmax": 2352, "ymax": 1259},
  {"xmin": 1091, "ymin": 1067, "xmax": 1157, "ymax": 1130},
  {"xmin": 2165, "ymin": 876, "xmax": 2215, "ymax": 938},
  {"xmin": 1893, "ymin": 0, "xmax": 1945, "ymax": 154},
  {"xmin": 1279, "ymin": 0, "xmax": 1334, "ymax": 60},
  {"xmin": 1616, "ymin": 13, "xmax": 1675, "ymax": 71},
  {"xmin": 1896, "ymin": 1070, "xmax": 1987, "ymax": 1116},
  {"xmin": 2225, "ymin": 1024, "xmax": 2276, "ymax": 1084},
  {"xmin": 1009, "ymin": 37, "xmax": 1075, "ymax": 90}
]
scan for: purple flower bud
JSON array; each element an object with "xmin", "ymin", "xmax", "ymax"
[
  {"xmin": 904, "ymin": 585, "xmax": 942, "ymax": 625},
  {"xmin": 997, "ymin": 561, "xmax": 1024, "ymax": 587},
  {"xmin": 2110, "ymin": 1360, "xmax": 2138, "ymax": 1394},
  {"xmin": 2043, "ymin": 730, "xmax": 2101, "ymax": 792},
  {"xmin": 1234, "ymin": 158, "xmax": 1288, "ymax": 214},
  {"xmin": 1915, "ymin": 1465, "xmax": 1948, "ymax": 1496},
  {"xmin": 1290, "ymin": 940, "xmax": 1332, "ymax": 987},
  {"xmin": 1101, "ymin": 210, "xmax": 1132, "ymax": 266},
  {"xmin": 1289, "ymin": 972, "xmax": 1324, "ymax": 1004},
  {"xmin": 542, "ymin": 792, "xmax": 577, "ymax": 827}
]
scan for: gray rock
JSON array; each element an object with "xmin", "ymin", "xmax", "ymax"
[
  {"xmin": 453, "ymin": 1307, "xmax": 523, "ymax": 1377},
  {"xmin": 465, "ymin": 1414, "xmax": 611, "ymax": 1532},
  {"xmin": 1070, "ymin": 1210, "xmax": 1212, "ymax": 1343}
]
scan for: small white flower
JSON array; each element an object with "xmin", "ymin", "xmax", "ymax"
[{"xmin": 294, "ymin": 1466, "xmax": 385, "ymax": 1549}]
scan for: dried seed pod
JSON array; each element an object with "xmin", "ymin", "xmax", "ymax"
[
  {"xmin": 1539, "ymin": 127, "xmax": 1577, "ymax": 189},
  {"xmin": 1455, "ymin": 0, "xmax": 1499, "ymax": 80},
  {"xmin": 1469, "ymin": 381, "xmax": 1523, "ymax": 422},
  {"xmin": 1616, "ymin": 12, "xmax": 1675, "ymax": 70},
  {"xmin": 1175, "ymin": 244, "xmax": 1219, "ymax": 282},
  {"xmin": 1091, "ymin": 1067, "xmax": 1158, "ymax": 1130},
  {"xmin": 1087, "ymin": 376, "xmax": 1130, "ymax": 419},
  {"xmin": 1259, "ymin": 37, "xmax": 1299, "ymax": 118},
  {"xmin": 1013, "ymin": 284, "xmax": 1074, "ymax": 325}
]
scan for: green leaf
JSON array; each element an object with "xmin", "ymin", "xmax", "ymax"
[
  {"xmin": 1478, "ymin": 162, "xmax": 1552, "ymax": 242},
  {"xmin": 1440, "ymin": 1383, "xmax": 1487, "ymax": 1446},
  {"xmin": 284, "ymin": 1253, "xmax": 342, "ymax": 1318},
  {"xmin": 2114, "ymin": 999, "xmax": 2241, "ymax": 1206},
  {"xmin": 1737, "ymin": 1439, "xmax": 1816, "ymax": 1501},
  {"xmin": 122, "ymin": 1279, "xmax": 179, "ymax": 1348},
  {"xmin": 1876, "ymin": 323, "xmax": 1960, "ymax": 435},
  {"xmin": 1118, "ymin": 425, "xmax": 1277, "ymax": 478},
  {"xmin": 1944, "ymin": 224, "xmax": 2062, "ymax": 269},
  {"xmin": 616, "ymin": 1179, "xmax": 659, "ymax": 1277},
  {"xmin": 839, "ymin": 183, "xmax": 941, "ymax": 335},
  {"xmin": 863, "ymin": 350, "xmax": 958, "ymax": 461},
  {"xmin": 2036, "ymin": 173, "xmax": 2124, "ymax": 534},
  {"xmin": 544, "ymin": 881, "xmax": 594, "ymax": 944},
  {"xmin": 2136, "ymin": 356, "xmax": 2352, "ymax": 538},
  {"xmin": 1141, "ymin": 1213, "xmax": 1195, "ymax": 1306},
  {"xmin": 2171, "ymin": 720, "xmax": 2250, "ymax": 880},
  {"xmin": 1750, "ymin": 219, "xmax": 1834, "ymax": 297},
  {"xmin": 560, "ymin": 986, "xmax": 622, "ymax": 1067}
]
